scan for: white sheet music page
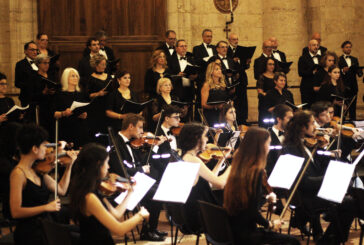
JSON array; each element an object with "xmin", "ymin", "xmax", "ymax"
[
  {"xmin": 114, "ymin": 172, "xmax": 156, "ymax": 211},
  {"xmin": 153, "ymin": 161, "xmax": 200, "ymax": 203},
  {"xmin": 268, "ymin": 154, "xmax": 305, "ymax": 189},
  {"xmin": 70, "ymin": 101, "xmax": 90, "ymax": 111},
  {"xmin": 317, "ymin": 160, "xmax": 355, "ymax": 203}
]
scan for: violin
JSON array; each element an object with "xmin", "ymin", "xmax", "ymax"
[
  {"xmin": 198, "ymin": 143, "xmax": 231, "ymax": 162},
  {"xmin": 304, "ymin": 133, "xmax": 329, "ymax": 148},
  {"xmin": 329, "ymin": 120, "xmax": 357, "ymax": 138},
  {"xmin": 130, "ymin": 135, "xmax": 170, "ymax": 149},
  {"xmin": 171, "ymin": 123, "xmax": 184, "ymax": 136},
  {"xmin": 99, "ymin": 173, "xmax": 131, "ymax": 196},
  {"xmin": 238, "ymin": 124, "xmax": 249, "ymax": 138}
]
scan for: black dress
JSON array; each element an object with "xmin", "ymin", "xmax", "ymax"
[
  {"xmin": 14, "ymin": 172, "xmax": 51, "ymax": 245},
  {"xmin": 106, "ymin": 89, "xmax": 138, "ymax": 132},
  {"xmin": 79, "ymin": 192, "xmax": 114, "ymax": 245},
  {"xmin": 52, "ymin": 91, "xmax": 91, "ymax": 148},
  {"xmin": 263, "ymin": 88, "xmax": 294, "ymax": 114},
  {"xmin": 144, "ymin": 68, "xmax": 171, "ymax": 99},
  {"xmin": 318, "ymin": 83, "xmax": 347, "ymax": 116},
  {"xmin": 150, "ymin": 94, "xmax": 181, "ymax": 131},
  {"xmin": 0, "ymin": 97, "xmax": 16, "ymax": 126},
  {"xmin": 257, "ymin": 75, "xmax": 275, "ymax": 127},
  {"xmin": 203, "ymin": 87, "xmax": 228, "ymax": 126}
]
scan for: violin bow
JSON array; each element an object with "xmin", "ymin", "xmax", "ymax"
[
  {"xmin": 279, "ymin": 146, "xmax": 318, "ymax": 219},
  {"xmin": 336, "ymin": 100, "xmax": 346, "ymax": 158},
  {"xmin": 54, "ymin": 119, "xmax": 59, "ymax": 200},
  {"xmin": 343, "ymin": 95, "xmax": 356, "ymax": 118},
  {"xmin": 145, "ymin": 109, "xmax": 164, "ymax": 167}
]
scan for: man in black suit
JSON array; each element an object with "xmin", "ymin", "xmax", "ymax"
[
  {"xmin": 298, "ymin": 39, "xmax": 321, "ymax": 108},
  {"xmin": 302, "ymin": 32, "xmax": 327, "ymax": 56},
  {"xmin": 15, "ymin": 41, "xmax": 39, "ymax": 106},
  {"xmin": 266, "ymin": 104, "xmax": 293, "ymax": 176},
  {"xmin": 108, "ymin": 113, "xmax": 168, "ymax": 241},
  {"xmin": 167, "ymin": 39, "xmax": 198, "ymax": 103},
  {"xmin": 78, "ymin": 37, "xmax": 100, "ymax": 87},
  {"xmin": 338, "ymin": 40, "xmax": 363, "ymax": 120},
  {"xmin": 253, "ymin": 40, "xmax": 274, "ymax": 81},
  {"xmin": 193, "ymin": 29, "xmax": 217, "ymax": 68},
  {"xmin": 269, "ymin": 37, "xmax": 287, "ymax": 63},
  {"xmin": 227, "ymin": 33, "xmax": 251, "ymax": 124},
  {"xmin": 156, "ymin": 30, "xmax": 176, "ymax": 59}
]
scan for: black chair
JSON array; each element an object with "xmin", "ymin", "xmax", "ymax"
[
  {"xmin": 41, "ymin": 219, "xmax": 73, "ymax": 245},
  {"xmin": 165, "ymin": 203, "xmax": 201, "ymax": 245},
  {"xmin": 352, "ymin": 188, "xmax": 364, "ymax": 244},
  {"xmin": 197, "ymin": 200, "xmax": 235, "ymax": 245}
]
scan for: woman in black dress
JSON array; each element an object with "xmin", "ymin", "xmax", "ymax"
[
  {"xmin": 179, "ymin": 123, "xmax": 232, "ymax": 231},
  {"xmin": 86, "ymin": 54, "xmax": 116, "ymax": 138},
  {"xmin": 224, "ymin": 127, "xmax": 299, "ymax": 245},
  {"xmin": 53, "ymin": 68, "xmax": 90, "ymax": 148},
  {"xmin": 318, "ymin": 65, "xmax": 348, "ymax": 116},
  {"xmin": 0, "ymin": 72, "xmax": 20, "ymax": 126},
  {"xmin": 36, "ymin": 33, "xmax": 59, "ymax": 79},
  {"xmin": 144, "ymin": 50, "xmax": 171, "ymax": 99},
  {"xmin": 106, "ymin": 71, "xmax": 139, "ymax": 132},
  {"xmin": 257, "ymin": 57, "xmax": 276, "ymax": 126},
  {"xmin": 313, "ymin": 51, "xmax": 337, "ymax": 92},
  {"xmin": 201, "ymin": 62, "xmax": 230, "ymax": 126},
  {"xmin": 263, "ymin": 72, "xmax": 294, "ymax": 116},
  {"xmin": 70, "ymin": 143, "xmax": 149, "ymax": 245},
  {"xmin": 9, "ymin": 124, "xmax": 77, "ymax": 245}
]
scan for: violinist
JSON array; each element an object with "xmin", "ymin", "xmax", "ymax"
[
  {"xmin": 214, "ymin": 103, "xmax": 239, "ymax": 148},
  {"xmin": 9, "ymin": 124, "xmax": 77, "ymax": 245},
  {"xmin": 69, "ymin": 143, "xmax": 149, "ymax": 245},
  {"xmin": 108, "ymin": 113, "xmax": 167, "ymax": 241},
  {"xmin": 179, "ymin": 122, "xmax": 232, "ymax": 231},
  {"xmin": 224, "ymin": 127, "xmax": 299, "ymax": 245},
  {"xmin": 282, "ymin": 110, "xmax": 357, "ymax": 243}
]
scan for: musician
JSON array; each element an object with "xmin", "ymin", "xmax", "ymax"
[
  {"xmin": 253, "ymin": 40, "xmax": 274, "ymax": 81},
  {"xmin": 9, "ymin": 124, "xmax": 77, "ymax": 245},
  {"xmin": 156, "ymin": 30, "xmax": 176, "ymax": 59},
  {"xmin": 339, "ymin": 40, "xmax": 363, "ymax": 120},
  {"xmin": 257, "ymin": 57, "xmax": 276, "ymax": 127},
  {"xmin": 0, "ymin": 73, "xmax": 19, "ymax": 126},
  {"xmin": 78, "ymin": 37, "xmax": 100, "ymax": 84},
  {"xmin": 298, "ymin": 39, "xmax": 321, "ymax": 108},
  {"xmin": 313, "ymin": 51, "xmax": 338, "ymax": 92},
  {"xmin": 106, "ymin": 71, "xmax": 138, "ymax": 132},
  {"xmin": 201, "ymin": 61, "xmax": 229, "ymax": 126},
  {"xmin": 108, "ymin": 113, "xmax": 167, "ymax": 241},
  {"xmin": 224, "ymin": 127, "xmax": 299, "ymax": 245},
  {"xmin": 269, "ymin": 36, "xmax": 287, "ymax": 63},
  {"xmin": 53, "ymin": 68, "xmax": 90, "ymax": 148},
  {"xmin": 179, "ymin": 122, "xmax": 231, "ymax": 231},
  {"xmin": 318, "ymin": 65, "xmax": 348, "ymax": 116},
  {"xmin": 266, "ymin": 104, "xmax": 293, "ymax": 176},
  {"xmin": 302, "ymin": 32, "xmax": 327, "ymax": 56},
  {"xmin": 227, "ymin": 33, "xmax": 250, "ymax": 124},
  {"xmin": 144, "ymin": 50, "xmax": 171, "ymax": 99},
  {"xmin": 70, "ymin": 143, "xmax": 149, "ymax": 245},
  {"xmin": 15, "ymin": 41, "xmax": 39, "ymax": 107},
  {"xmin": 214, "ymin": 103, "xmax": 240, "ymax": 149},
  {"xmin": 36, "ymin": 33, "xmax": 59, "ymax": 79}
]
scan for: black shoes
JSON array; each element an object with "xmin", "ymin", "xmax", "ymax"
[
  {"xmin": 140, "ymin": 231, "xmax": 166, "ymax": 241},
  {"xmin": 154, "ymin": 229, "xmax": 168, "ymax": 237}
]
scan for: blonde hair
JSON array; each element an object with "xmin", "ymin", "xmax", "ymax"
[
  {"xmin": 205, "ymin": 62, "xmax": 226, "ymax": 89},
  {"xmin": 150, "ymin": 50, "xmax": 168, "ymax": 70},
  {"xmin": 60, "ymin": 68, "xmax": 80, "ymax": 92},
  {"xmin": 156, "ymin": 77, "xmax": 173, "ymax": 95},
  {"xmin": 89, "ymin": 53, "xmax": 106, "ymax": 69}
]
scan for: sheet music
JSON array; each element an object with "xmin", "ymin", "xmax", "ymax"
[
  {"xmin": 70, "ymin": 101, "xmax": 90, "ymax": 111},
  {"xmin": 114, "ymin": 172, "xmax": 156, "ymax": 211},
  {"xmin": 317, "ymin": 160, "xmax": 355, "ymax": 203},
  {"xmin": 153, "ymin": 161, "xmax": 200, "ymax": 203},
  {"xmin": 225, "ymin": 131, "xmax": 240, "ymax": 149},
  {"xmin": 353, "ymin": 149, "xmax": 364, "ymax": 166},
  {"xmin": 268, "ymin": 154, "xmax": 305, "ymax": 189},
  {"xmin": 5, "ymin": 104, "xmax": 29, "ymax": 115}
]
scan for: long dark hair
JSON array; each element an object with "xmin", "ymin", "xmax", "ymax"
[
  {"xmin": 263, "ymin": 57, "xmax": 276, "ymax": 73},
  {"xmin": 69, "ymin": 143, "xmax": 108, "ymax": 223},
  {"xmin": 322, "ymin": 65, "xmax": 345, "ymax": 92},
  {"xmin": 224, "ymin": 127, "xmax": 270, "ymax": 215},
  {"xmin": 178, "ymin": 122, "xmax": 206, "ymax": 155}
]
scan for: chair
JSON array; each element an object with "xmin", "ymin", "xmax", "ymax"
[
  {"xmin": 41, "ymin": 219, "xmax": 73, "ymax": 245},
  {"xmin": 165, "ymin": 203, "xmax": 201, "ymax": 245},
  {"xmin": 197, "ymin": 200, "xmax": 235, "ymax": 245},
  {"xmin": 352, "ymin": 188, "xmax": 364, "ymax": 245}
]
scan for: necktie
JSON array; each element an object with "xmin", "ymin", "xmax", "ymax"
[
  {"xmin": 180, "ymin": 57, "xmax": 187, "ymax": 60},
  {"xmin": 278, "ymin": 131, "xmax": 284, "ymax": 136}
]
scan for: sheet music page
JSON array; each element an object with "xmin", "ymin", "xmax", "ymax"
[
  {"xmin": 225, "ymin": 131, "xmax": 240, "ymax": 149},
  {"xmin": 353, "ymin": 149, "xmax": 364, "ymax": 166},
  {"xmin": 70, "ymin": 101, "xmax": 90, "ymax": 111},
  {"xmin": 6, "ymin": 104, "xmax": 29, "ymax": 115},
  {"xmin": 317, "ymin": 160, "xmax": 355, "ymax": 203},
  {"xmin": 153, "ymin": 161, "xmax": 200, "ymax": 203},
  {"xmin": 114, "ymin": 172, "xmax": 156, "ymax": 210},
  {"xmin": 268, "ymin": 154, "xmax": 305, "ymax": 189}
]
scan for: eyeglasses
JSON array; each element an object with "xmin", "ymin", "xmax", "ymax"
[
  {"xmin": 0, "ymin": 83, "xmax": 7, "ymax": 86},
  {"xmin": 267, "ymin": 63, "xmax": 275, "ymax": 65},
  {"xmin": 28, "ymin": 48, "xmax": 38, "ymax": 52}
]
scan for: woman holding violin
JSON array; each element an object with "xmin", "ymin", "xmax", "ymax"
[
  {"xmin": 9, "ymin": 124, "xmax": 77, "ymax": 245},
  {"xmin": 224, "ymin": 127, "xmax": 299, "ymax": 245},
  {"xmin": 70, "ymin": 143, "xmax": 149, "ymax": 245}
]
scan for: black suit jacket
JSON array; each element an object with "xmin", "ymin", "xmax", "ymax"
[
  {"xmin": 108, "ymin": 134, "xmax": 145, "ymax": 178},
  {"xmin": 266, "ymin": 127, "xmax": 282, "ymax": 176},
  {"xmin": 227, "ymin": 46, "xmax": 250, "ymax": 86},
  {"xmin": 298, "ymin": 52, "xmax": 321, "ymax": 91},
  {"xmin": 15, "ymin": 58, "xmax": 38, "ymax": 106},
  {"xmin": 302, "ymin": 46, "xmax": 327, "ymax": 56},
  {"xmin": 156, "ymin": 43, "xmax": 175, "ymax": 59},
  {"xmin": 273, "ymin": 50, "xmax": 287, "ymax": 62},
  {"xmin": 338, "ymin": 55, "xmax": 363, "ymax": 94},
  {"xmin": 193, "ymin": 43, "xmax": 217, "ymax": 67},
  {"xmin": 253, "ymin": 54, "xmax": 271, "ymax": 81},
  {"xmin": 78, "ymin": 56, "xmax": 93, "ymax": 82}
]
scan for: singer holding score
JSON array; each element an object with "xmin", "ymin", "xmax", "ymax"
[{"xmin": 224, "ymin": 127, "xmax": 299, "ymax": 245}]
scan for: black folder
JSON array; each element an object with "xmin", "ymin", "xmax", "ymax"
[
  {"xmin": 120, "ymin": 99, "xmax": 153, "ymax": 114},
  {"xmin": 183, "ymin": 64, "xmax": 199, "ymax": 76},
  {"xmin": 171, "ymin": 100, "xmax": 192, "ymax": 107},
  {"xmin": 234, "ymin": 46, "xmax": 256, "ymax": 60}
]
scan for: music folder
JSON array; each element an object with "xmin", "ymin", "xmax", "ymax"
[
  {"xmin": 5, "ymin": 104, "xmax": 29, "ymax": 119},
  {"xmin": 120, "ymin": 99, "xmax": 153, "ymax": 114},
  {"xmin": 171, "ymin": 100, "xmax": 191, "ymax": 108},
  {"xmin": 277, "ymin": 61, "xmax": 293, "ymax": 72},
  {"xmin": 70, "ymin": 101, "xmax": 90, "ymax": 115},
  {"xmin": 183, "ymin": 64, "xmax": 199, "ymax": 76},
  {"xmin": 153, "ymin": 161, "xmax": 200, "ymax": 203},
  {"xmin": 268, "ymin": 154, "xmax": 305, "ymax": 189},
  {"xmin": 234, "ymin": 46, "xmax": 256, "ymax": 60},
  {"xmin": 206, "ymin": 100, "xmax": 229, "ymax": 106},
  {"xmin": 49, "ymin": 54, "xmax": 60, "ymax": 64}
]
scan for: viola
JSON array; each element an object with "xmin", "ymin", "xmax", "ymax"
[
  {"xmin": 171, "ymin": 123, "xmax": 184, "ymax": 136},
  {"xmin": 198, "ymin": 143, "xmax": 231, "ymax": 162},
  {"xmin": 99, "ymin": 173, "xmax": 132, "ymax": 196}
]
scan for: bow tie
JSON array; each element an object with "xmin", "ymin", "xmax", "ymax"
[
  {"xmin": 312, "ymin": 55, "xmax": 318, "ymax": 58},
  {"xmin": 125, "ymin": 141, "xmax": 131, "ymax": 146},
  {"xmin": 278, "ymin": 131, "xmax": 284, "ymax": 136},
  {"xmin": 168, "ymin": 46, "xmax": 175, "ymax": 50},
  {"xmin": 180, "ymin": 56, "xmax": 187, "ymax": 60},
  {"xmin": 273, "ymin": 50, "xmax": 278, "ymax": 53},
  {"xmin": 232, "ymin": 48, "xmax": 236, "ymax": 52},
  {"xmin": 345, "ymin": 55, "xmax": 351, "ymax": 59},
  {"xmin": 206, "ymin": 44, "xmax": 213, "ymax": 48},
  {"xmin": 166, "ymin": 130, "xmax": 173, "ymax": 135},
  {"xmin": 100, "ymin": 47, "xmax": 105, "ymax": 51},
  {"xmin": 221, "ymin": 57, "xmax": 227, "ymax": 60},
  {"xmin": 29, "ymin": 60, "xmax": 35, "ymax": 64}
]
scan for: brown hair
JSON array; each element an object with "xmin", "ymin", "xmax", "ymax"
[
  {"xmin": 319, "ymin": 51, "xmax": 338, "ymax": 68},
  {"xmin": 150, "ymin": 49, "xmax": 168, "ymax": 70},
  {"xmin": 205, "ymin": 62, "xmax": 226, "ymax": 89},
  {"xmin": 321, "ymin": 64, "xmax": 345, "ymax": 92},
  {"xmin": 89, "ymin": 53, "xmax": 106, "ymax": 69},
  {"xmin": 121, "ymin": 113, "xmax": 145, "ymax": 131}
]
